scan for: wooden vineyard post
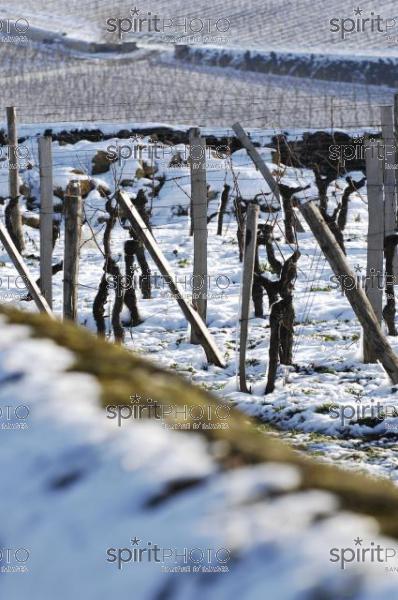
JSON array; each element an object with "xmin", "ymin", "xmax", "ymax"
[
  {"xmin": 0, "ymin": 220, "xmax": 53, "ymax": 317},
  {"xmin": 393, "ymin": 93, "xmax": 398, "ymax": 199},
  {"xmin": 232, "ymin": 121, "xmax": 305, "ymax": 234},
  {"xmin": 6, "ymin": 106, "xmax": 24, "ymax": 252},
  {"xmin": 38, "ymin": 136, "xmax": 54, "ymax": 308},
  {"xmin": 233, "ymin": 122, "xmax": 281, "ymax": 201},
  {"xmin": 298, "ymin": 199, "xmax": 398, "ymax": 384},
  {"xmin": 63, "ymin": 181, "xmax": 83, "ymax": 321},
  {"xmin": 117, "ymin": 191, "xmax": 225, "ymax": 368},
  {"xmin": 381, "ymin": 106, "xmax": 398, "ymax": 277},
  {"xmin": 364, "ymin": 139, "xmax": 385, "ymax": 363},
  {"xmin": 189, "ymin": 127, "xmax": 208, "ymax": 343},
  {"xmin": 381, "ymin": 107, "xmax": 397, "ymax": 237},
  {"xmin": 238, "ymin": 204, "xmax": 259, "ymax": 392}
]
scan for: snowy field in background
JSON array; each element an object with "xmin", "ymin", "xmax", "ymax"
[
  {"xmin": 2, "ymin": 0, "xmax": 398, "ymax": 54},
  {"xmin": 0, "ymin": 2, "xmax": 396, "ymax": 128}
]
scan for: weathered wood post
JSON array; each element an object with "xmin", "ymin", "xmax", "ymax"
[
  {"xmin": 298, "ymin": 198, "xmax": 398, "ymax": 384},
  {"xmin": 239, "ymin": 204, "xmax": 259, "ymax": 392},
  {"xmin": 63, "ymin": 181, "xmax": 83, "ymax": 321},
  {"xmin": 117, "ymin": 191, "xmax": 225, "ymax": 367},
  {"xmin": 233, "ymin": 122, "xmax": 281, "ymax": 202},
  {"xmin": 0, "ymin": 221, "xmax": 53, "ymax": 317},
  {"xmin": 383, "ymin": 106, "xmax": 398, "ymax": 269},
  {"xmin": 232, "ymin": 122, "xmax": 305, "ymax": 234},
  {"xmin": 381, "ymin": 107, "xmax": 397, "ymax": 238},
  {"xmin": 364, "ymin": 139, "xmax": 385, "ymax": 362},
  {"xmin": 381, "ymin": 106, "xmax": 398, "ymax": 335},
  {"xmin": 393, "ymin": 93, "xmax": 398, "ymax": 199},
  {"xmin": 189, "ymin": 127, "xmax": 208, "ymax": 344},
  {"xmin": 38, "ymin": 136, "xmax": 54, "ymax": 308},
  {"xmin": 6, "ymin": 106, "xmax": 24, "ymax": 252}
]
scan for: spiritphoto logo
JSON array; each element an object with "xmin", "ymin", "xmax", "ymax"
[
  {"xmin": 105, "ymin": 6, "xmax": 231, "ymax": 43},
  {"xmin": 328, "ymin": 137, "xmax": 396, "ymax": 165},
  {"xmin": 329, "ymin": 268, "xmax": 398, "ymax": 297},
  {"xmin": 330, "ymin": 537, "xmax": 398, "ymax": 572},
  {"xmin": 0, "ymin": 547, "xmax": 30, "ymax": 574},
  {"xmin": 106, "ymin": 272, "xmax": 232, "ymax": 298},
  {"xmin": 0, "ymin": 144, "xmax": 31, "ymax": 169},
  {"xmin": 0, "ymin": 18, "xmax": 30, "ymax": 44},
  {"xmin": 329, "ymin": 7, "xmax": 397, "ymax": 41},
  {"xmin": 0, "ymin": 275, "xmax": 29, "ymax": 301},
  {"xmin": 106, "ymin": 393, "xmax": 231, "ymax": 430},
  {"xmin": 0, "ymin": 404, "xmax": 30, "ymax": 431},
  {"xmin": 328, "ymin": 398, "xmax": 398, "ymax": 427},
  {"xmin": 105, "ymin": 139, "xmax": 231, "ymax": 167},
  {"xmin": 106, "ymin": 536, "xmax": 230, "ymax": 572}
]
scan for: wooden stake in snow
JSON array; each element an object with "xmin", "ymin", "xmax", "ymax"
[
  {"xmin": 117, "ymin": 191, "xmax": 225, "ymax": 368},
  {"xmin": 38, "ymin": 136, "xmax": 54, "ymax": 308},
  {"xmin": 364, "ymin": 139, "xmax": 385, "ymax": 363},
  {"xmin": 232, "ymin": 122, "xmax": 305, "ymax": 234},
  {"xmin": 298, "ymin": 199, "xmax": 398, "ymax": 384},
  {"xmin": 0, "ymin": 220, "xmax": 53, "ymax": 317},
  {"xmin": 63, "ymin": 181, "xmax": 83, "ymax": 321},
  {"xmin": 233, "ymin": 122, "xmax": 281, "ymax": 201},
  {"xmin": 393, "ymin": 93, "xmax": 398, "ymax": 199},
  {"xmin": 6, "ymin": 106, "xmax": 24, "ymax": 253},
  {"xmin": 381, "ymin": 107, "xmax": 397, "ymax": 237},
  {"xmin": 239, "ymin": 204, "xmax": 259, "ymax": 392},
  {"xmin": 381, "ymin": 106, "xmax": 398, "ymax": 279},
  {"xmin": 189, "ymin": 127, "xmax": 208, "ymax": 343}
]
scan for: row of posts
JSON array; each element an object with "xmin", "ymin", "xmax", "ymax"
[
  {"xmin": 6, "ymin": 106, "xmax": 208, "ymax": 329},
  {"xmin": 5, "ymin": 105, "xmax": 83, "ymax": 321},
  {"xmin": 9, "ymin": 105, "xmax": 397, "ymax": 381}
]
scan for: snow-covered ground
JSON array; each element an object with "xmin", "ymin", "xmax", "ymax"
[
  {"xmin": 2, "ymin": 314, "xmax": 398, "ymax": 599},
  {"xmin": 1, "ymin": 125, "xmax": 397, "ymax": 488},
  {"xmin": 1, "ymin": 3, "xmax": 398, "ymax": 598}
]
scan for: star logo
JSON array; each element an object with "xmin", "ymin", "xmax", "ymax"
[
  {"xmin": 354, "ymin": 7, "xmax": 363, "ymax": 16},
  {"xmin": 130, "ymin": 6, "xmax": 140, "ymax": 16},
  {"xmin": 130, "ymin": 393, "xmax": 141, "ymax": 404},
  {"xmin": 354, "ymin": 264, "xmax": 362, "ymax": 273},
  {"xmin": 354, "ymin": 537, "xmax": 363, "ymax": 546},
  {"xmin": 131, "ymin": 537, "xmax": 140, "ymax": 545}
]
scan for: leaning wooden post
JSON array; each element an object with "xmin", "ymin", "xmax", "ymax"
[
  {"xmin": 364, "ymin": 139, "xmax": 385, "ymax": 363},
  {"xmin": 232, "ymin": 122, "xmax": 305, "ymax": 234},
  {"xmin": 189, "ymin": 127, "xmax": 208, "ymax": 344},
  {"xmin": 298, "ymin": 199, "xmax": 398, "ymax": 384},
  {"xmin": 38, "ymin": 136, "xmax": 54, "ymax": 308},
  {"xmin": 117, "ymin": 191, "xmax": 225, "ymax": 367},
  {"xmin": 233, "ymin": 122, "xmax": 281, "ymax": 204},
  {"xmin": 6, "ymin": 106, "xmax": 24, "ymax": 253},
  {"xmin": 63, "ymin": 181, "xmax": 83, "ymax": 321},
  {"xmin": 0, "ymin": 221, "xmax": 53, "ymax": 317},
  {"xmin": 238, "ymin": 204, "xmax": 259, "ymax": 392}
]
